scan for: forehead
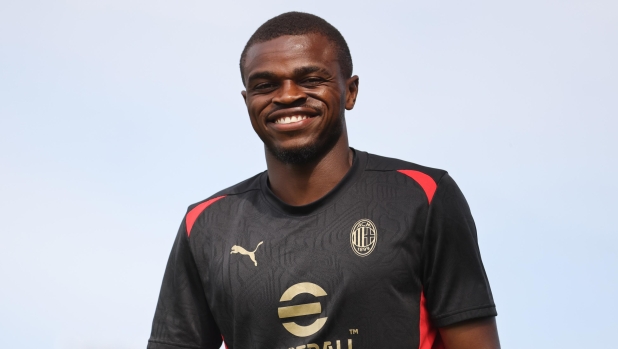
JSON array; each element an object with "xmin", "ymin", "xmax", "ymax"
[{"xmin": 243, "ymin": 34, "xmax": 339, "ymax": 79}]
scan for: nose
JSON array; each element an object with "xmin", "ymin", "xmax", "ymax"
[{"xmin": 272, "ymin": 80, "xmax": 307, "ymax": 105}]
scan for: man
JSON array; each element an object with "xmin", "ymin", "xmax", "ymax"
[{"xmin": 148, "ymin": 12, "xmax": 500, "ymax": 349}]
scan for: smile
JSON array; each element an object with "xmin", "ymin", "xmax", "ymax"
[{"xmin": 274, "ymin": 115, "xmax": 312, "ymax": 124}]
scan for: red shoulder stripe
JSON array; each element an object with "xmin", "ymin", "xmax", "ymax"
[
  {"xmin": 397, "ymin": 170, "xmax": 437, "ymax": 204},
  {"xmin": 185, "ymin": 196, "xmax": 226, "ymax": 237}
]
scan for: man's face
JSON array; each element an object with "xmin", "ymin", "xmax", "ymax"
[{"xmin": 241, "ymin": 33, "xmax": 358, "ymax": 164}]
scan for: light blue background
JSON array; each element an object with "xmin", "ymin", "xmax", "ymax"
[{"xmin": 1, "ymin": 1, "xmax": 616, "ymax": 348}]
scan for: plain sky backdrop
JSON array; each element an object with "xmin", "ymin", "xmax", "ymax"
[{"xmin": 1, "ymin": 1, "xmax": 616, "ymax": 348}]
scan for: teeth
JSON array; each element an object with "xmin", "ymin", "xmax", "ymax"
[{"xmin": 275, "ymin": 115, "xmax": 309, "ymax": 124}]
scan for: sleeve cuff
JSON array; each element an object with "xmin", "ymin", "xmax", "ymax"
[{"xmin": 432, "ymin": 304, "xmax": 497, "ymax": 327}]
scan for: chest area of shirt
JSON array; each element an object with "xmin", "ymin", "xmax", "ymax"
[
  {"xmin": 194, "ymin": 199, "xmax": 427, "ymax": 300},
  {"xmin": 210, "ymin": 203, "xmax": 421, "ymax": 274},
  {"xmin": 192, "ymin": 198, "xmax": 427, "ymax": 347}
]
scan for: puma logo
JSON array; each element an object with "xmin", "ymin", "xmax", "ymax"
[{"xmin": 230, "ymin": 241, "xmax": 263, "ymax": 266}]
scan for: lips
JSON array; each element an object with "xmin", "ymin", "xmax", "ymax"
[
  {"xmin": 267, "ymin": 107, "xmax": 320, "ymax": 122},
  {"xmin": 266, "ymin": 107, "xmax": 320, "ymax": 131},
  {"xmin": 274, "ymin": 115, "xmax": 310, "ymax": 124}
]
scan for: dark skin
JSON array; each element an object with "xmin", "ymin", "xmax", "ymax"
[
  {"xmin": 440, "ymin": 317, "xmax": 501, "ymax": 349},
  {"xmin": 242, "ymin": 34, "xmax": 356, "ymax": 205},
  {"xmin": 241, "ymin": 33, "xmax": 500, "ymax": 349}
]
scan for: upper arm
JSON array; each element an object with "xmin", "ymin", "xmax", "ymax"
[
  {"xmin": 419, "ymin": 173, "xmax": 499, "ymax": 347},
  {"xmin": 147, "ymin": 218, "xmax": 223, "ymax": 349},
  {"xmin": 439, "ymin": 316, "xmax": 500, "ymax": 349}
]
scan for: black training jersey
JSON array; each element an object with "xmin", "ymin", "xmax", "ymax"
[{"xmin": 148, "ymin": 150, "xmax": 496, "ymax": 349}]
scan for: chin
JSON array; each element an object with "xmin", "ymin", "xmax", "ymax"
[
  {"xmin": 267, "ymin": 142, "xmax": 322, "ymax": 165},
  {"xmin": 266, "ymin": 117, "xmax": 345, "ymax": 165}
]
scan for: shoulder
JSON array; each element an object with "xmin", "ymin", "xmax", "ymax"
[
  {"xmin": 183, "ymin": 172, "xmax": 264, "ymax": 236},
  {"xmin": 364, "ymin": 152, "xmax": 446, "ymax": 182},
  {"xmin": 362, "ymin": 151, "xmax": 453, "ymax": 205},
  {"xmin": 186, "ymin": 171, "xmax": 264, "ymax": 212}
]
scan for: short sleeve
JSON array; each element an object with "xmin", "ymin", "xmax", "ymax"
[
  {"xmin": 148, "ymin": 219, "xmax": 223, "ymax": 349},
  {"xmin": 421, "ymin": 173, "xmax": 497, "ymax": 327}
]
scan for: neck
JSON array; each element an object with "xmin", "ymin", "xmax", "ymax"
[{"xmin": 265, "ymin": 134, "xmax": 352, "ymax": 206}]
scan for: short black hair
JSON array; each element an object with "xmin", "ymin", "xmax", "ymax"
[{"xmin": 240, "ymin": 12, "xmax": 353, "ymax": 83}]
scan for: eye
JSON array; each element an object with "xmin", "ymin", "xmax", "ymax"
[
  {"xmin": 300, "ymin": 77, "xmax": 324, "ymax": 87},
  {"xmin": 253, "ymin": 82, "xmax": 277, "ymax": 92}
]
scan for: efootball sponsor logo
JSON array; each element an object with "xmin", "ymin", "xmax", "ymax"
[
  {"xmin": 278, "ymin": 282, "xmax": 328, "ymax": 337},
  {"xmin": 278, "ymin": 282, "xmax": 354, "ymax": 349}
]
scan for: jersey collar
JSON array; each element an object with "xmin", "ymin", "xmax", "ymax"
[{"xmin": 260, "ymin": 148, "xmax": 367, "ymax": 216}]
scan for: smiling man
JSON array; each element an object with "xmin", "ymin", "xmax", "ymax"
[{"xmin": 148, "ymin": 12, "xmax": 500, "ymax": 349}]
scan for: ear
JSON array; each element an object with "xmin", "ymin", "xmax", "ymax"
[
  {"xmin": 241, "ymin": 90, "xmax": 247, "ymax": 105},
  {"xmin": 345, "ymin": 75, "xmax": 359, "ymax": 110}
]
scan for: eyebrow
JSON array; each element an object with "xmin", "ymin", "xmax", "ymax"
[
  {"xmin": 293, "ymin": 65, "xmax": 331, "ymax": 76},
  {"xmin": 247, "ymin": 71, "xmax": 278, "ymax": 83},
  {"xmin": 247, "ymin": 66, "xmax": 332, "ymax": 84}
]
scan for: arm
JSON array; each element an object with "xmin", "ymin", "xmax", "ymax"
[
  {"xmin": 148, "ymin": 216, "xmax": 223, "ymax": 349},
  {"xmin": 439, "ymin": 316, "xmax": 501, "ymax": 349},
  {"xmin": 418, "ymin": 173, "xmax": 499, "ymax": 347}
]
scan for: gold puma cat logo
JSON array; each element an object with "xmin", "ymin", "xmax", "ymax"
[{"xmin": 230, "ymin": 241, "xmax": 263, "ymax": 266}]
